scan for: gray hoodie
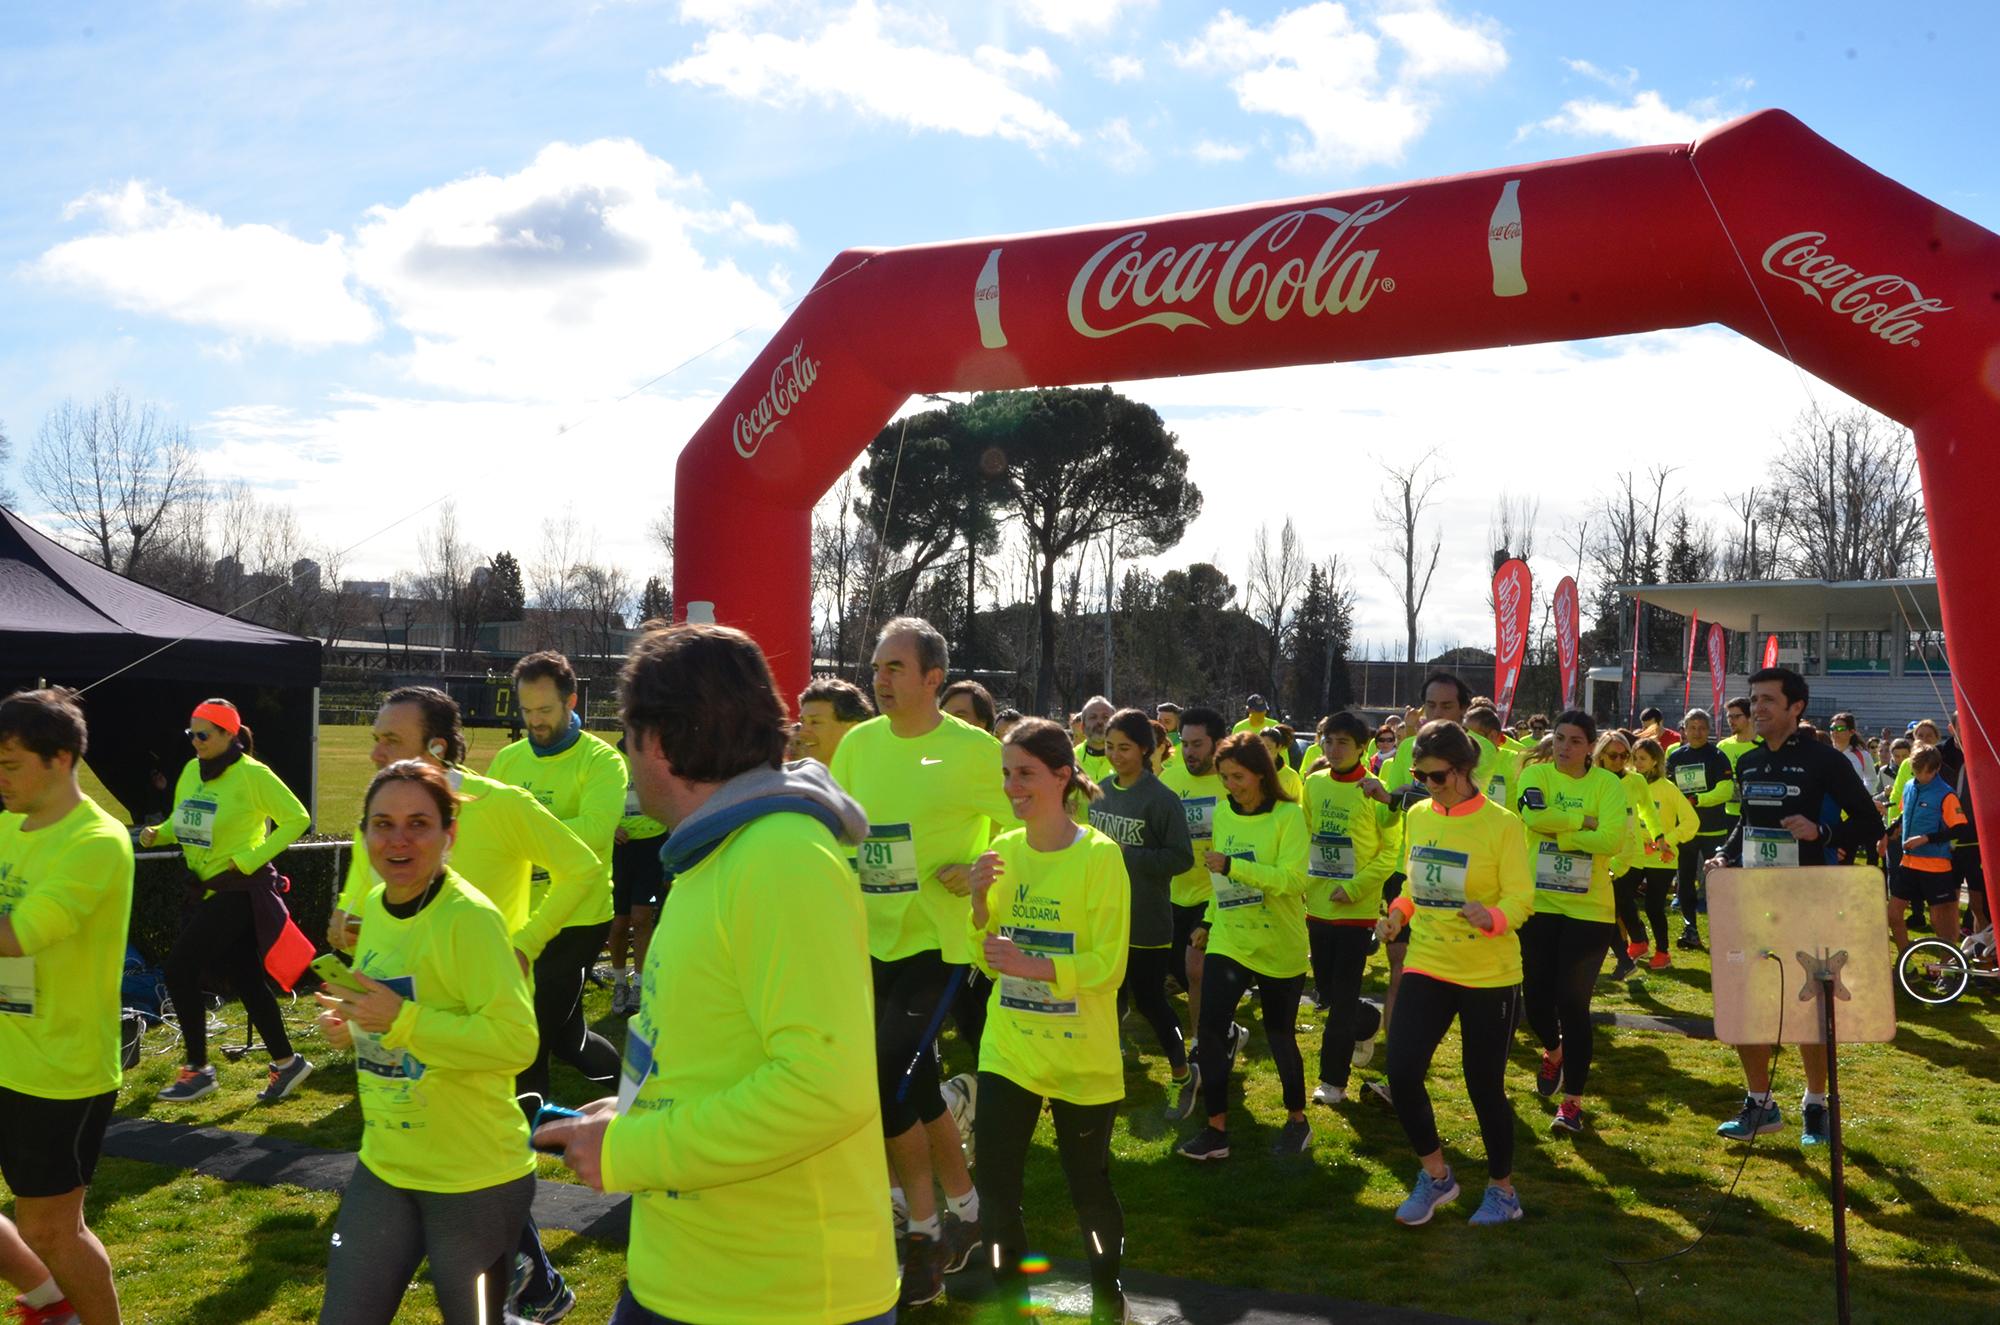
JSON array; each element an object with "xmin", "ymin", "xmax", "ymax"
[
  {"xmin": 660, "ymin": 759, "xmax": 868, "ymax": 878},
  {"xmin": 1087, "ymin": 769, "xmax": 1196, "ymax": 947}
]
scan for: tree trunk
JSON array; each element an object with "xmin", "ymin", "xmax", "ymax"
[{"xmin": 1034, "ymin": 550, "xmax": 1059, "ymax": 714}]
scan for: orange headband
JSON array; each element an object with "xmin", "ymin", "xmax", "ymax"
[{"xmin": 191, "ymin": 701, "xmax": 241, "ymax": 736}]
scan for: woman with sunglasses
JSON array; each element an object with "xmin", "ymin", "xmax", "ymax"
[
  {"xmin": 140, "ymin": 698, "xmax": 313, "ymax": 1103},
  {"xmin": 1622, "ymin": 737, "xmax": 1698, "ymax": 971},
  {"xmin": 1178, "ymin": 732, "xmax": 1311, "ymax": 1162},
  {"xmin": 1510, "ymin": 710, "xmax": 1631, "ymax": 1136},
  {"xmin": 1375, "ymin": 720, "xmax": 1532, "ymax": 1227}
]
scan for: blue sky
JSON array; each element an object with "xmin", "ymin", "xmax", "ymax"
[{"xmin": 2, "ymin": 1, "xmax": 1994, "ymax": 653}]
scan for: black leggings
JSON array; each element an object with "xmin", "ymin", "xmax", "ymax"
[
  {"xmin": 1307, "ymin": 923, "xmax": 1376, "ymax": 1091},
  {"xmin": 872, "ymin": 950, "xmax": 956, "ymax": 1135},
  {"xmin": 1675, "ymin": 840, "xmax": 1722, "ymax": 924},
  {"xmin": 1614, "ymin": 868, "xmax": 1674, "ymax": 954},
  {"xmin": 165, "ymin": 889, "xmax": 293, "ymax": 1068},
  {"xmin": 519, "ymin": 921, "xmax": 621, "ymax": 1111},
  {"xmin": 319, "ymin": 1163, "xmax": 534, "ymax": 1325},
  {"xmin": 1518, "ymin": 912, "xmax": 1616, "ymax": 1096},
  {"xmin": 1198, "ymin": 952, "xmax": 1305, "ymax": 1117},
  {"xmin": 1117, "ymin": 947, "xmax": 1187, "ymax": 1072},
  {"xmin": 953, "ymin": 968, "xmax": 990, "ymax": 1056},
  {"xmin": 973, "ymin": 1071, "xmax": 1123, "ymax": 1310},
  {"xmin": 1384, "ymin": 973, "xmax": 1518, "ymax": 1180}
]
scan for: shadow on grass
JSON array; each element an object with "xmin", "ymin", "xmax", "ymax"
[{"xmin": 183, "ymin": 1208, "xmax": 330, "ymax": 1323}]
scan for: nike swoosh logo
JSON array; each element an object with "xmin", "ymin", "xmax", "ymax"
[{"xmin": 921, "ymin": 757, "xmax": 944, "ymax": 766}]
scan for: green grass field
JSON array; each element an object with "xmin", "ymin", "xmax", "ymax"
[{"xmin": 49, "ymin": 724, "xmax": 2000, "ymax": 1322}]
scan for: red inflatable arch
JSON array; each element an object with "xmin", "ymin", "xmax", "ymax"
[{"xmin": 675, "ymin": 108, "xmax": 2000, "ymax": 920}]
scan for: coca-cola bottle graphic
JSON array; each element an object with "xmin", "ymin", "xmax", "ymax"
[
  {"xmin": 974, "ymin": 248, "xmax": 1007, "ymax": 348},
  {"xmin": 1488, "ymin": 180, "xmax": 1525, "ymax": 297}
]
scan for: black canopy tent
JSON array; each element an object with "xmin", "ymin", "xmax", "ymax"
[{"xmin": 1, "ymin": 507, "xmax": 321, "ymax": 825}]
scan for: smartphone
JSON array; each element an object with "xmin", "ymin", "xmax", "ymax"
[
  {"xmin": 532, "ymin": 1103, "xmax": 585, "ymax": 1153},
  {"xmin": 311, "ymin": 953, "xmax": 367, "ymax": 994}
]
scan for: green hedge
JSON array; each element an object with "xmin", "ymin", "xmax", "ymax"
[{"xmin": 130, "ymin": 838, "xmax": 355, "ymax": 963}]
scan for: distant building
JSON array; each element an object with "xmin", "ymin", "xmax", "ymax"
[{"xmin": 343, "ymin": 579, "xmax": 393, "ymax": 600}]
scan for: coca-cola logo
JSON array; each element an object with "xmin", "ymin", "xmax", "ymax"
[
  {"xmin": 1066, "ymin": 198, "xmax": 1402, "ymax": 339},
  {"xmin": 1759, "ymin": 231, "xmax": 1952, "ymax": 347},
  {"xmin": 732, "ymin": 342, "xmax": 819, "ymax": 459},
  {"xmin": 1489, "ymin": 220, "xmax": 1521, "ymax": 242},
  {"xmin": 1496, "ymin": 573, "xmax": 1526, "ymax": 662},
  {"xmin": 1554, "ymin": 581, "xmax": 1577, "ymax": 667}
]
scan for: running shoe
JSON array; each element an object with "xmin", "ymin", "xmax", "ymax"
[
  {"xmin": 609, "ymin": 977, "xmax": 634, "ymax": 1016},
  {"xmin": 1609, "ymin": 955, "xmax": 1637, "ymax": 981},
  {"xmin": 1271, "ymin": 1117, "xmax": 1313, "ymax": 1156},
  {"xmin": 1625, "ymin": 941, "xmax": 1649, "ymax": 959},
  {"xmin": 514, "ymin": 1276, "xmax": 576, "ymax": 1323},
  {"xmin": 8, "ymin": 1298, "xmax": 80, "ymax": 1325},
  {"xmin": 1365, "ymin": 1080, "xmax": 1394, "ymax": 1109},
  {"xmin": 938, "ymin": 1211, "xmax": 983, "ymax": 1275},
  {"xmin": 942, "ymin": 1073, "xmax": 977, "ymax": 1165},
  {"xmin": 1168, "ymin": 1064, "xmax": 1202, "ymax": 1120},
  {"xmin": 1350, "ymin": 1037, "xmax": 1377, "ymax": 1069},
  {"xmin": 258, "ymin": 1055, "xmax": 313, "ymax": 1103},
  {"xmin": 1176, "ymin": 1126, "xmax": 1231, "ymax": 1162},
  {"xmin": 1716, "ymin": 1095, "xmax": 1783, "ymax": 1141},
  {"xmin": 1801, "ymin": 1102, "xmax": 1830, "ymax": 1147},
  {"xmin": 1225, "ymin": 1021, "xmax": 1250, "ymax": 1066},
  {"xmin": 1394, "ymin": 1166, "xmax": 1460, "ymax": 1226},
  {"xmin": 1535, "ymin": 1052, "xmax": 1562, "ymax": 1098},
  {"xmin": 1648, "ymin": 951, "xmax": 1672, "ymax": 971},
  {"xmin": 1550, "ymin": 1099, "xmax": 1585, "ymax": 1135},
  {"xmin": 1468, "ymin": 1184, "xmax": 1524, "ymax": 1226},
  {"xmin": 1310, "ymin": 1082, "xmax": 1347, "ymax": 1107},
  {"xmin": 897, "ymin": 1232, "xmax": 945, "ymax": 1308},
  {"xmin": 158, "ymin": 1065, "xmax": 217, "ymax": 1102},
  {"xmin": 1676, "ymin": 925, "xmax": 1704, "ymax": 952}
]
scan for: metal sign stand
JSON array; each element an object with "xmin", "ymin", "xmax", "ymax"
[{"xmin": 1798, "ymin": 947, "xmax": 1853, "ymax": 1325}]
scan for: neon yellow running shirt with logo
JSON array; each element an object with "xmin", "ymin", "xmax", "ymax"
[
  {"xmin": 969, "ymin": 825, "xmax": 1131, "ymax": 1106},
  {"xmin": 829, "ymin": 714, "xmax": 1012, "ymax": 963},
  {"xmin": 486, "ymin": 729, "xmax": 626, "ymax": 935},
  {"xmin": 0, "ymin": 797, "xmax": 133, "ymax": 1098},
  {"xmin": 339, "ymin": 769, "xmax": 601, "ymax": 959},
  {"xmin": 153, "ymin": 755, "xmax": 309, "ymax": 882},
  {"xmin": 1392, "ymin": 796, "xmax": 1532, "ymax": 988},
  {"xmin": 348, "ymin": 872, "xmax": 536, "ymax": 1193},
  {"xmin": 1512, "ymin": 763, "xmax": 1627, "ymax": 923},
  {"xmin": 1158, "ymin": 760, "xmax": 1225, "ymax": 908},
  {"xmin": 1718, "ymin": 735, "xmax": 1758, "ymax": 818},
  {"xmin": 602, "ymin": 812, "xmax": 899, "ymax": 1325},
  {"xmin": 1201, "ymin": 798, "xmax": 1311, "ymax": 978},
  {"xmin": 1300, "ymin": 769, "xmax": 1393, "ymax": 922}
]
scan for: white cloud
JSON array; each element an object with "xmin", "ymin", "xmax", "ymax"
[
  {"xmin": 1191, "ymin": 137, "xmax": 1250, "ymax": 162},
  {"xmin": 1527, "ymin": 88, "xmax": 1732, "ymax": 144},
  {"xmin": 32, "ymin": 183, "xmax": 379, "ymax": 350},
  {"xmin": 346, "ymin": 138, "xmax": 793, "ymax": 401},
  {"xmin": 663, "ymin": 0, "xmax": 1079, "ymax": 149},
  {"xmin": 1098, "ymin": 53, "xmax": 1145, "ymax": 82},
  {"xmin": 1098, "ymin": 117, "xmax": 1149, "ymax": 172},
  {"xmin": 1014, "ymin": 0, "xmax": 1154, "ymax": 38},
  {"xmin": 1563, "ymin": 57, "xmax": 1637, "ymax": 89},
  {"xmin": 1174, "ymin": 1, "xmax": 1505, "ymax": 172}
]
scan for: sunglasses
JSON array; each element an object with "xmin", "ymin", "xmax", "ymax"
[
  {"xmin": 1831, "ymin": 724, "xmax": 1851, "ymax": 732},
  {"xmin": 1412, "ymin": 767, "xmax": 1455, "ymax": 785},
  {"xmin": 185, "ymin": 727, "xmax": 218, "ymax": 741}
]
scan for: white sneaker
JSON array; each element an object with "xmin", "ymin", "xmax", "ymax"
[
  {"xmin": 1311, "ymin": 1082, "xmax": 1347, "ymax": 1107},
  {"xmin": 1351, "ymin": 1037, "xmax": 1377, "ymax": 1069},
  {"xmin": 943, "ymin": 1072, "xmax": 978, "ymax": 1165},
  {"xmin": 609, "ymin": 977, "xmax": 633, "ymax": 1016}
]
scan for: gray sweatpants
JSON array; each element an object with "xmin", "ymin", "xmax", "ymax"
[{"xmin": 319, "ymin": 1161, "xmax": 535, "ymax": 1325}]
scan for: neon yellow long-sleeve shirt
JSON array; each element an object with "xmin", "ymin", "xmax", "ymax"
[
  {"xmin": 601, "ymin": 812, "xmax": 898, "ymax": 1325},
  {"xmin": 1641, "ymin": 775, "xmax": 1701, "ymax": 868},
  {"xmin": 1158, "ymin": 760, "xmax": 1225, "ymax": 908},
  {"xmin": 968, "ymin": 825, "xmax": 1131, "ymax": 1105},
  {"xmin": 152, "ymin": 755, "xmax": 309, "ymax": 881},
  {"xmin": 1513, "ymin": 763, "xmax": 1627, "ymax": 923},
  {"xmin": 1201, "ymin": 798, "xmax": 1310, "ymax": 978},
  {"xmin": 486, "ymin": 730, "xmax": 626, "ymax": 937},
  {"xmin": 1300, "ymin": 767, "xmax": 1393, "ymax": 922},
  {"xmin": 1718, "ymin": 735, "xmax": 1758, "ymax": 817},
  {"xmin": 0, "ymin": 797, "xmax": 133, "ymax": 1098},
  {"xmin": 1388, "ymin": 795, "xmax": 1532, "ymax": 988},
  {"xmin": 349, "ymin": 871, "xmax": 537, "ymax": 1193},
  {"xmin": 1611, "ymin": 768, "xmax": 1667, "ymax": 875},
  {"xmin": 338, "ymin": 769, "xmax": 604, "ymax": 960}
]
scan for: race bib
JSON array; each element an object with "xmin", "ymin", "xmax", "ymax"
[
  {"xmin": 618, "ymin": 1024, "xmax": 656, "ymax": 1113},
  {"xmin": 175, "ymin": 795, "xmax": 219, "ymax": 849},
  {"xmin": 1182, "ymin": 796, "xmax": 1217, "ymax": 842},
  {"xmin": 350, "ymin": 975, "xmax": 424, "ymax": 1091},
  {"xmin": 1308, "ymin": 834, "xmax": 1356, "ymax": 881},
  {"xmin": 1408, "ymin": 846, "xmax": 1469, "ymax": 909},
  {"xmin": 624, "ymin": 785, "xmax": 642, "ymax": 817},
  {"xmin": 1211, "ymin": 854, "xmax": 1264, "ymax": 910},
  {"xmin": 1673, "ymin": 763, "xmax": 1708, "ymax": 793},
  {"xmin": 0, "ymin": 956, "xmax": 35, "ymax": 1016},
  {"xmin": 857, "ymin": 823, "xmax": 919, "ymax": 895},
  {"xmin": 1535, "ymin": 842, "xmax": 1592, "ymax": 894},
  {"xmin": 997, "ymin": 926, "xmax": 1077, "ymax": 1015},
  {"xmin": 1745, "ymin": 826, "xmax": 1800, "ymax": 869},
  {"xmin": 1485, "ymin": 775, "xmax": 1507, "ymax": 802}
]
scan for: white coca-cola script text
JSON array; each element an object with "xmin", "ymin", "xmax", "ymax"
[
  {"xmin": 733, "ymin": 343, "xmax": 820, "ymax": 459},
  {"xmin": 1759, "ymin": 232, "xmax": 1951, "ymax": 347}
]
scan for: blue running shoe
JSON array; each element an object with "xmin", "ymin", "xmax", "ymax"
[
  {"xmin": 1394, "ymin": 1166, "xmax": 1460, "ymax": 1226},
  {"xmin": 1468, "ymin": 1184, "xmax": 1523, "ymax": 1226},
  {"xmin": 1801, "ymin": 1102, "xmax": 1829, "ymax": 1147},
  {"xmin": 1716, "ymin": 1095, "xmax": 1783, "ymax": 1142}
]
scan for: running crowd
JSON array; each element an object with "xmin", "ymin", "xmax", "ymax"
[{"xmin": 0, "ymin": 614, "xmax": 1986, "ymax": 1323}]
